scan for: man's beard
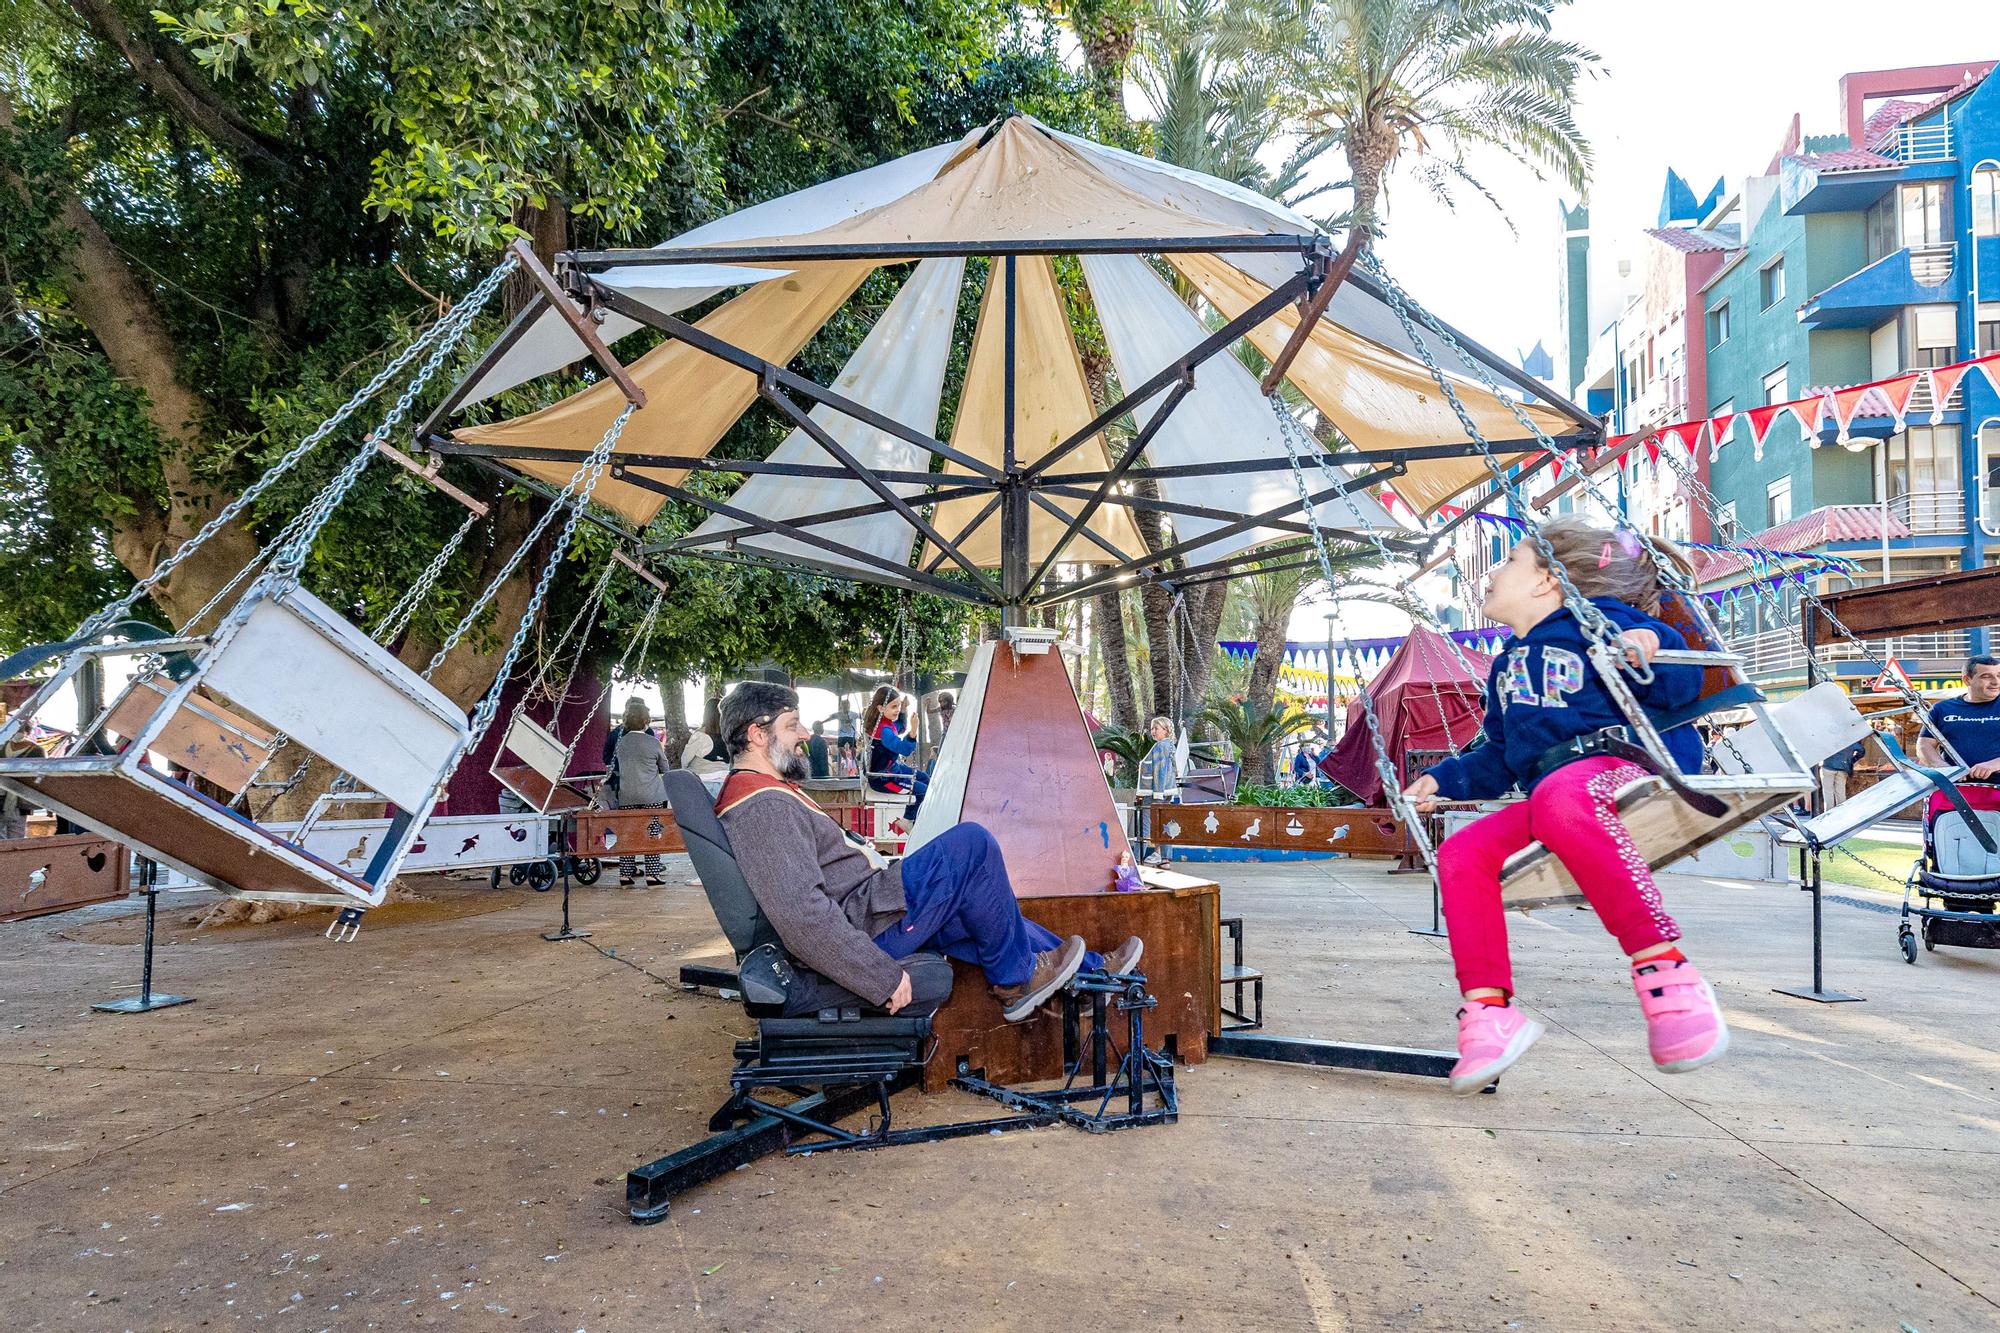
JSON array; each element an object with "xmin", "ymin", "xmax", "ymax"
[{"xmin": 767, "ymin": 735, "xmax": 809, "ymax": 781}]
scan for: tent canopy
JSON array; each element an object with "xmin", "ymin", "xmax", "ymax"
[
  {"xmin": 436, "ymin": 115, "xmax": 1598, "ymax": 607},
  {"xmin": 1320, "ymin": 627, "xmax": 1492, "ymax": 805}
]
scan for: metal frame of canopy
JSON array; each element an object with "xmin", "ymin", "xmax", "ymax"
[{"xmin": 421, "ymin": 226, "xmax": 1604, "ymax": 623}]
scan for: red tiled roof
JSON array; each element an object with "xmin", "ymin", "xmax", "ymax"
[
  {"xmin": 1694, "ymin": 505, "xmax": 1911, "ymax": 584},
  {"xmin": 1791, "ymin": 148, "xmax": 1899, "ymax": 173},
  {"xmin": 1866, "ymin": 69, "xmax": 1994, "ymax": 149},
  {"xmin": 1861, "ymin": 99, "xmax": 1927, "ymax": 143},
  {"xmin": 1644, "ymin": 227, "xmax": 1737, "ymax": 253}
]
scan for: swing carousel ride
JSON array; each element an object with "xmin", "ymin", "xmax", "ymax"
[{"xmin": 4, "ymin": 114, "xmax": 1989, "ymax": 1040}]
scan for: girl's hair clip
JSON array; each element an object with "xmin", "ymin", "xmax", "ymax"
[{"xmin": 1597, "ymin": 540, "xmax": 1615, "ymax": 569}]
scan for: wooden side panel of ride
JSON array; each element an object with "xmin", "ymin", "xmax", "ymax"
[
  {"xmin": 1150, "ymin": 804, "xmax": 1404, "ymax": 856},
  {"xmin": 920, "ymin": 872, "xmax": 1221, "ymax": 1091},
  {"xmin": 954, "ymin": 644, "xmax": 1131, "ymax": 897},
  {"xmin": 0, "ymin": 832, "xmax": 130, "ymax": 921},
  {"xmin": 571, "ymin": 807, "xmax": 686, "ymax": 858}
]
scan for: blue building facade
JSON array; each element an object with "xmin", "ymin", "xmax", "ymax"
[{"xmin": 1581, "ymin": 64, "xmax": 2000, "ymax": 692}]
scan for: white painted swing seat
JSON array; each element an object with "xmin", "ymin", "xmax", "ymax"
[
  {"xmin": 1499, "ymin": 773, "xmax": 1809, "ymax": 911},
  {"xmin": 0, "ymin": 584, "xmax": 470, "ymax": 909},
  {"xmin": 492, "ymin": 714, "xmax": 595, "ymax": 814}
]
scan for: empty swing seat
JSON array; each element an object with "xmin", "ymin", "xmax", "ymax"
[
  {"xmin": 0, "ymin": 584, "xmax": 470, "ymax": 909},
  {"xmin": 492, "ymin": 714, "xmax": 596, "ymax": 815}
]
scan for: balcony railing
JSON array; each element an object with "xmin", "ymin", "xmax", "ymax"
[
  {"xmin": 1909, "ymin": 241, "xmax": 1956, "ymax": 286},
  {"xmin": 1727, "ymin": 627, "xmax": 1974, "ymax": 679},
  {"xmin": 1886, "ymin": 121, "xmax": 1953, "ymax": 164},
  {"xmin": 1905, "ymin": 370, "xmax": 1965, "ymax": 415},
  {"xmin": 1885, "ymin": 490, "xmax": 1966, "ymax": 535}
]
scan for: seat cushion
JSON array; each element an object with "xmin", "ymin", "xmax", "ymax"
[
  {"xmin": 1932, "ymin": 809, "xmax": 2000, "ymax": 882},
  {"xmin": 780, "ymin": 952, "xmax": 953, "ymax": 1019}
]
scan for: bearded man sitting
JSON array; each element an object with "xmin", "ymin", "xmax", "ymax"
[{"xmin": 713, "ymin": 681, "xmax": 1141, "ymax": 1020}]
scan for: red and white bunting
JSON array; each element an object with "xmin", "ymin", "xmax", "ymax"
[
  {"xmin": 1746, "ymin": 404, "xmax": 1788, "ymax": 459},
  {"xmin": 1925, "ymin": 363, "xmax": 1971, "ymax": 422},
  {"xmin": 1971, "ymin": 352, "xmax": 2000, "ymax": 394},
  {"xmin": 1830, "ymin": 383, "xmax": 1877, "ymax": 441},
  {"xmin": 1707, "ymin": 412, "xmax": 1736, "ymax": 460},
  {"xmin": 1871, "ymin": 373, "xmax": 1920, "ymax": 428},
  {"xmin": 1660, "ymin": 422, "xmax": 1704, "ymax": 456},
  {"xmin": 1795, "ymin": 392, "xmax": 1830, "ymax": 446}
]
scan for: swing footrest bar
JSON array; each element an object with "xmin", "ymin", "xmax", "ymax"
[{"xmin": 1209, "ymin": 1032, "xmax": 1457, "ymax": 1081}]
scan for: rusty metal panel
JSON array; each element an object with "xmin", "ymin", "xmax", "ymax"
[
  {"xmin": 956, "ymin": 644, "xmax": 1132, "ymax": 896},
  {"xmin": 0, "ymin": 832, "xmax": 130, "ymax": 921}
]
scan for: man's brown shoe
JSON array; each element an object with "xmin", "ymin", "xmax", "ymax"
[
  {"xmin": 1101, "ymin": 935, "xmax": 1144, "ymax": 977},
  {"xmin": 992, "ymin": 935, "xmax": 1087, "ymax": 1022}
]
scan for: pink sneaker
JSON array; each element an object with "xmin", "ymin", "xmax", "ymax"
[
  {"xmin": 1632, "ymin": 957, "xmax": 1729, "ymax": 1072},
  {"xmin": 1449, "ymin": 1003, "xmax": 1545, "ymax": 1096}
]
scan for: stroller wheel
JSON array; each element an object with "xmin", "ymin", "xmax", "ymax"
[
  {"xmin": 1899, "ymin": 925, "xmax": 1918, "ymax": 965},
  {"xmin": 1922, "ymin": 917, "xmax": 1937, "ymax": 952},
  {"xmin": 526, "ymin": 859, "xmax": 558, "ymax": 893}
]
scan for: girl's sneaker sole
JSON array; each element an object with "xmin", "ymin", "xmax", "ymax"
[
  {"xmin": 1448, "ymin": 1018, "xmax": 1546, "ymax": 1096},
  {"xmin": 1654, "ymin": 1018, "xmax": 1730, "ymax": 1073}
]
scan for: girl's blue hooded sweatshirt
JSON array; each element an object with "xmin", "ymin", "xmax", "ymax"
[{"xmin": 1425, "ymin": 597, "xmax": 1705, "ymax": 801}]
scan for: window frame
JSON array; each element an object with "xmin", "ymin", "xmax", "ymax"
[
  {"xmin": 1707, "ymin": 301, "xmax": 1730, "ymax": 348},
  {"xmin": 1759, "ymin": 255, "xmax": 1786, "ymax": 310},
  {"xmin": 1762, "ymin": 365, "xmax": 1789, "ymax": 406},
  {"xmin": 1765, "ymin": 475, "xmax": 1793, "ymax": 528}
]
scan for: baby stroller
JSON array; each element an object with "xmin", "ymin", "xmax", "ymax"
[{"xmin": 1899, "ymin": 790, "xmax": 2000, "ymax": 963}]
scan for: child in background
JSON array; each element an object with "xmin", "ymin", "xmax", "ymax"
[
  {"xmin": 1136, "ymin": 715, "xmax": 1180, "ymax": 797},
  {"xmin": 1401, "ymin": 517, "xmax": 1726, "ymax": 1094}
]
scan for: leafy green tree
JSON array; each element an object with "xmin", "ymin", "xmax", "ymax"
[
  {"xmin": 0, "ymin": 0, "xmax": 1065, "ymax": 716},
  {"xmin": 1197, "ymin": 694, "xmax": 1314, "ymax": 784}
]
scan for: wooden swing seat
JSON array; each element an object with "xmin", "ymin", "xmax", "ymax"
[
  {"xmin": 1499, "ymin": 772, "xmax": 1810, "ymax": 911},
  {"xmin": 0, "ymin": 755, "xmax": 379, "ymax": 907},
  {"xmin": 492, "ymin": 763, "xmax": 595, "ymax": 815},
  {"xmin": 492, "ymin": 714, "xmax": 595, "ymax": 814},
  {"xmin": 102, "ymin": 677, "xmax": 277, "ymax": 796}
]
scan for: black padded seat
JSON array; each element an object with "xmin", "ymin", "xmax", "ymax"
[{"xmin": 663, "ymin": 769, "xmax": 952, "ymax": 1021}]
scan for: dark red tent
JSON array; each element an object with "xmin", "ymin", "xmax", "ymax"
[{"xmin": 1320, "ymin": 627, "xmax": 1491, "ymax": 804}]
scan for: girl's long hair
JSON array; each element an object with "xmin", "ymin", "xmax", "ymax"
[
  {"xmin": 1531, "ymin": 516, "xmax": 1695, "ymax": 617},
  {"xmin": 861, "ymin": 684, "xmax": 900, "ymax": 738}
]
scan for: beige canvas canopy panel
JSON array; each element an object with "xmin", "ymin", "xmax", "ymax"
[{"xmin": 426, "ymin": 114, "xmax": 1601, "ymax": 610}]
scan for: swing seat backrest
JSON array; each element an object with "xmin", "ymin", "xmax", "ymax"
[
  {"xmin": 102, "ymin": 677, "xmax": 276, "ymax": 796},
  {"xmin": 663, "ymin": 769, "xmax": 780, "ymax": 961},
  {"xmin": 1710, "ymin": 682, "xmax": 1871, "ymax": 777},
  {"xmin": 203, "ymin": 584, "xmax": 468, "ymax": 813},
  {"xmin": 501, "ymin": 714, "xmax": 569, "ymax": 786}
]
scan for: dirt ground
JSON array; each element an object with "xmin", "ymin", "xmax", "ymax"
[{"xmin": 3, "ymin": 854, "xmax": 1998, "ymax": 1332}]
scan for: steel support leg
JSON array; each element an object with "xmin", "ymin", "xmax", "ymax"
[
  {"xmin": 1774, "ymin": 846, "xmax": 1861, "ymax": 1004},
  {"xmin": 93, "ymin": 861, "xmax": 194, "ymax": 1014}
]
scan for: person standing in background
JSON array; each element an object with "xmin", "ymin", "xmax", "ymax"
[{"xmin": 613, "ymin": 697, "xmax": 670, "ymax": 887}]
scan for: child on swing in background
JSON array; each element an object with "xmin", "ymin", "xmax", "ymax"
[{"xmin": 1401, "ymin": 516, "xmax": 1726, "ymax": 1095}]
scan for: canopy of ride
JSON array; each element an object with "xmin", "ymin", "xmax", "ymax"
[{"xmin": 445, "ymin": 116, "xmax": 1582, "ymax": 576}]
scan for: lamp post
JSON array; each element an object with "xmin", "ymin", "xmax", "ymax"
[{"xmin": 1324, "ymin": 611, "xmax": 1339, "ymax": 743}]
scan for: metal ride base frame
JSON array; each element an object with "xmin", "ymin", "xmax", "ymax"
[{"xmin": 626, "ymin": 969, "xmax": 1177, "ymax": 1226}]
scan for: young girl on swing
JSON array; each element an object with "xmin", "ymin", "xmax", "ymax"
[{"xmin": 1401, "ymin": 516, "xmax": 1727, "ymax": 1094}]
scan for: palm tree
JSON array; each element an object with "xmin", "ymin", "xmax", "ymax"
[
  {"xmin": 1281, "ymin": 0, "xmax": 1599, "ymax": 241},
  {"xmin": 1198, "ymin": 696, "xmax": 1315, "ymax": 785}
]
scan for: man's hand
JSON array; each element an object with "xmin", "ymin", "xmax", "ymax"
[
  {"xmin": 1968, "ymin": 759, "xmax": 2000, "ymax": 781},
  {"xmin": 1402, "ymin": 773, "xmax": 1441, "ymax": 815},
  {"xmin": 884, "ymin": 969, "xmax": 913, "ymax": 1014},
  {"xmin": 1620, "ymin": 627, "xmax": 1661, "ymax": 669}
]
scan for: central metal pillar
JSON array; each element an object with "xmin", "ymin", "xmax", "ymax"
[{"xmin": 999, "ymin": 253, "xmax": 1026, "ymax": 628}]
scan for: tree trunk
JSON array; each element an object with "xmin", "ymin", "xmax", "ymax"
[
  {"xmin": 397, "ymin": 493, "xmax": 539, "ymax": 709},
  {"xmin": 658, "ymin": 676, "xmax": 691, "ymax": 768},
  {"xmin": 1094, "ymin": 589, "xmax": 1139, "ymax": 729},
  {"xmin": 505, "ymin": 197, "xmax": 570, "ymax": 319},
  {"xmin": 1180, "ymin": 581, "xmax": 1227, "ymax": 718},
  {"xmin": 1245, "ymin": 604, "xmax": 1288, "ymax": 784}
]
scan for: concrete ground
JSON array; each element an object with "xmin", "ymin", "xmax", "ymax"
[{"xmin": 3, "ymin": 856, "xmax": 1997, "ymax": 1332}]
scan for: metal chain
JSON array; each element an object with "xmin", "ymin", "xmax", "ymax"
[
  {"xmin": 447, "ymin": 403, "xmax": 636, "ymax": 772},
  {"xmin": 269, "ymin": 262, "xmax": 512, "ymax": 586},
  {"xmin": 77, "ymin": 256, "xmax": 517, "ymax": 641},
  {"xmin": 525, "ymin": 554, "xmax": 617, "ymax": 705},
  {"xmin": 1272, "ymin": 398, "xmax": 1437, "ymax": 869},
  {"xmin": 550, "ymin": 583, "xmax": 668, "ymax": 781},
  {"xmin": 372, "ymin": 509, "xmax": 484, "ymax": 644}
]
